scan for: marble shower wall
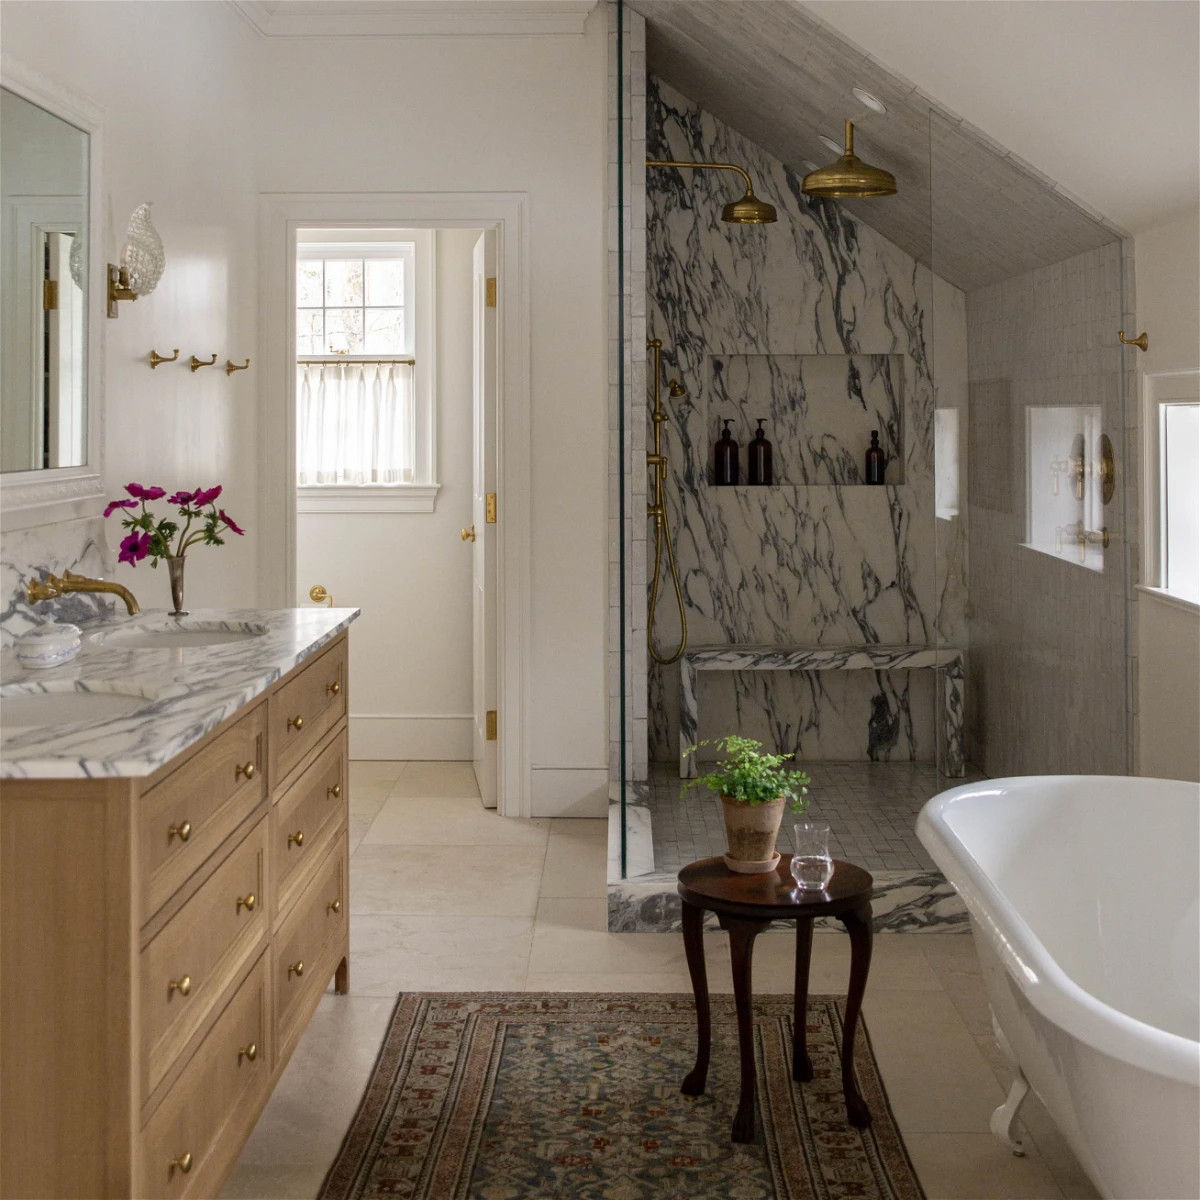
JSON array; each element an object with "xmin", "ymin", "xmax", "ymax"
[{"xmin": 644, "ymin": 77, "xmax": 968, "ymax": 765}]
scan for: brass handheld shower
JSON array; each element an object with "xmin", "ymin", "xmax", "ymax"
[{"xmin": 647, "ymin": 339, "xmax": 688, "ymax": 666}]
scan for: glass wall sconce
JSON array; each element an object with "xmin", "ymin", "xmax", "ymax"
[{"xmin": 108, "ymin": 202, "xmax": 165, "ymax": 318}]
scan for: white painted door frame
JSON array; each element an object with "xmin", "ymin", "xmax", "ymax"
[{"xmin": 258, "ymin": 192, "xmax": 532, "ymax": 818}]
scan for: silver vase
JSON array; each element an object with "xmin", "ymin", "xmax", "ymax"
[{"xmin": 166, "ymin": 555, "xmax": 188, "ymax": 617}]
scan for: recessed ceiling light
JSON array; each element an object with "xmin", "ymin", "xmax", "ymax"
[
  {"xmin": 818, "ymin": 135, "xmax": 842, "ymax": 155},
  {"xmin": 852, "ymin": 87, "xmax": 887, "ymax": 114}
]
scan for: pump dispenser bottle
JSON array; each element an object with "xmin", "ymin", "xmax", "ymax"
[
  {"xmin": 714, "ymin": 419, "xmax": 740, "ymax": 485},
  {"xmin": 865, "ymin": 430, "xmax": 887, "ymax": 485},
  {"xmin": 748, "ymin": 418, "xmax": 773, "ymax": 485}
]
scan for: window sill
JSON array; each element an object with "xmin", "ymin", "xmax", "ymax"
[
  {"xmin": 1136, "ymin": 585, "xmax": 1200, "ymax": 617},
  {"xmin": 297, "ymin": 484, "xmax": 440, "ymax": 513}
]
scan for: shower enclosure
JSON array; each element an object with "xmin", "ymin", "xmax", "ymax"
[{"xmin": 608, "ymin": 1, "xmax": 1133, "ymax": 931}]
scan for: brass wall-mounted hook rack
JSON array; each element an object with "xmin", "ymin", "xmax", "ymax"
[
  {"xmin": 189, "ymin": 353, "xmax": 218, "ymax": 372},
  {"xmin": 149, "ymin": 348, "xmax": 179, "ymax": 369},
  {"xmin": 1118, "ymin": 330, "xmax": 1148, "ymax": 352},
  {"xmin": 225, "ymin": 358, "xmax": 250, "ymax": 376},
  {"xmin": 107, "ymin": 264, "xmax": 137, "ymax": 318}
]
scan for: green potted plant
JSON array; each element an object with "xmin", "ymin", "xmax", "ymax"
[{"xmin": 684, "ymin": 735, "xmax": 811, "ymax": 874}]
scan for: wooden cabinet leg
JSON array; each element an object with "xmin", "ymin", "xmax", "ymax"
[
  {"xmin": 334, "ymin": 954, "xmax": 349, "ymax": 995},
  {"xmin": 680, "ymin": 900, "xmax": 710, "ymax": 1096},
  {"xmin": 839, "ymin": 901, "xmax": 873, "ymax": 1127},
  {"xmin": 726, "ymin": 915, "xmax": 770, "ymax": 1143},
  {"xmin": 792, "ymin": 917, "xmax": 814, "ymax": 1082}
]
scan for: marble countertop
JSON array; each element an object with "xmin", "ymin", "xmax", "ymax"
[{"xmin": 0, "ymin": 608, "xmax": 359, "ymax": 780}]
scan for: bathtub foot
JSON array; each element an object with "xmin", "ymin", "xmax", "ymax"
[{"xmin": 990, "ymin": 1070, "xmax": 1030, "ymax": 1157}]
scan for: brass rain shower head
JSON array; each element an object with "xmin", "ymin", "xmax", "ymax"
[
  {"xmin": 647, "ymin": 160, "xmax": 778, "ymax": 224},
  {"xmin": 802, "ymin": 120, "xmax": 897, "ymax": 199}
]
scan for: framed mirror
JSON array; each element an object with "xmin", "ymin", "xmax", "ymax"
[{"xmin": 0, "ymin": 55, "xmax": 104, "ymax": 530}]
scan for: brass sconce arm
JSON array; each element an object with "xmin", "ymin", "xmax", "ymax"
[{"xmin": 107, "ymin": 264, "xmax": 138, "ymax": 318}]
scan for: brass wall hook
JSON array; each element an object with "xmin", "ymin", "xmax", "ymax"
[
  {"xmin": 1118, "ymin": 330, "xmax": 1148, "ymax": 352},
  {"xmin": 308, "ymin": 584, "xmax": 333, "ymax": 608},
  {"xmin": 189, "ymin": 353, "xmax": 217, "ymax": 372},
  {"xmin": 149, "ymin": 348, "xmax": 179, "ymax": 369},
  {"xmin": 225, "ymin": 358, "xmax": 250, "ymax": 376},
  {"xmin": 107, "ymin": 264, "xmax": 137, "ymax": 318}
]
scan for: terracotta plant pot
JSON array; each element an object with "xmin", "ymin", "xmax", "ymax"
[{"xmin": 720, "ymin": 794, "xmax": 786, "ymax": 874}]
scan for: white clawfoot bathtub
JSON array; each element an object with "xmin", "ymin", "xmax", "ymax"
[{"xmin": 917, "ymin": 776, "xmax": 1200, "ymax": 1200}]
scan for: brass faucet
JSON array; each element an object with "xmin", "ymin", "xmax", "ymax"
[{"xmin": 26, "ymin": 570, "xmax": 140, "ymax": 615}]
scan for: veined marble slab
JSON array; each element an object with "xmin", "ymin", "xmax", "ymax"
[{"xmin": 0, "ymin": 607, "xmax": 359, "ymax": 779}]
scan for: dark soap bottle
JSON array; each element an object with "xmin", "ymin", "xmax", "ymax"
[
  {"xmin": 714, "ymin": 418, "xmax": 740, "ymax": 485},
  {"xmin": 748, "ymin": 418, "xmax": 773, "ymax": 485},
  {"xmin": 865, "ymin": 430, "xmax": 887, "ymax": 485}
]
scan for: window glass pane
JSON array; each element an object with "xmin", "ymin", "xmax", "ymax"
[
  {"xmin": 296, "ymin": 309, "xmax": 323, "ymax": 355},
  {"xmin": 1163, "ymin": 403, "xmax": 1200, "ymax": 602},
  {"xmin": 296, "ymin": 260, "xmax": 323, "ymax": 308},
  {"xmin": 365, "ymin": 259, "xmax": 405, "ymax": 307},
  {"xmin": 325, "ymin": 308, "xmax": 364, "ymax": 354},
  {"xmin": 324, "ymin": 259, "xmax": 363, "ymax": 307},
  {"xmin": 364, "ymin": 308, "xmax": 406, "ymax": 354}
]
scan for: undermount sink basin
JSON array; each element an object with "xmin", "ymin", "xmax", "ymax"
[
  {"xmin": 90, "ymin": 620, "xmax": 269, "ymax": 650},
  {"xmin": 1, "ymin": 682, "xmax": 160, "ymax": 729}
]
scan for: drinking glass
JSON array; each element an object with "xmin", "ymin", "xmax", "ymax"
[{"xmin": 791, "ymin": 821, "xmax": 834, "ymax": 891}]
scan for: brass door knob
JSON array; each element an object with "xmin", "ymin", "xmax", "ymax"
[
  {"xmin": 287, "ymin": 715, "xmax": 304, "ymax": 731},
  {"xmin": 235, "ymin": 761, "xmax": 256, "ymax": 781},
  {"xmin": 460, "ymin": 526, "xmax": 476, "ymax": 542},
  {"xmin": 326, "ymin": 680, "xmax": 341, "ymax": 696},
  {"xmin": 288, "ymin": 961, "xmax": 304, "ymax": 979},
  {"xmin": 288, "ymin": 830, "xmax": 304, "ymax": 848},
  {"xmin": 169, "ymin": 1152, "xmax": 193, "ymax": 1176},
  {"xmin": 237, "ymin": 893, "xmax": 256, "ymax": 914},
  {"xmin": 168, "ymin": 975, "xmax": 192, "ymax": 998},
  {"xmin": 327, "ymin": 899, "xmax": 342, "ymax": 915},
  {"xmin": 168, "ymin": 821, "xmax": 192, "ymax": 843},
  {"xmin": 238, "ymin": 1042, "xmax": 258, "ymax": 1064},
  {"xmin": 327, "ymin": 784, "xmax": 342, "ymax": 799}
]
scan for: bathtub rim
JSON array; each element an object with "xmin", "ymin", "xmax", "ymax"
[{"xmin": 917, "ymin": 774, "xmax": 1200, "ymax": 1087}]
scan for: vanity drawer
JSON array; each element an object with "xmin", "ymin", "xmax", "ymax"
[
  {"xmin": 139, "ymin": 951, "xmax": 270, "ymax": 1200},
  {"xmin": 274, "ymin": 835, "xmax": 347, "ymax": 1057},
  {"xmin": 272, "ymin": 729, "xmax": 348, "ymax": 919},
  {"xmin": 141, "ymin": 817, "xmax": 268, "ymax": 1102},
  {"xmin": 140, "ymin": 702, "xmax": 267, "ymax": 920},
  {"xmin": 270, "ymin": 637, "xmax": 347, "ymax": 787}
]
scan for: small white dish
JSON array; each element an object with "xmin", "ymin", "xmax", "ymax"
[{"xmin": 16, "ymin": 622, "xmax": 82, "ymax": 670}]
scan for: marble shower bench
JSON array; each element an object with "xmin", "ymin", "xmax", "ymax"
[{"xmin": 679, "ymin": 644, "xmax": 965, "ymax": 778}]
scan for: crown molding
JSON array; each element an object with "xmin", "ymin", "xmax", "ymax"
[{"xmin": 230, "ymin": 1, "xmax": 597, "ymax": 38}]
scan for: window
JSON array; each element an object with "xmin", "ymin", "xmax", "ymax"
[
  {"xmin": 1145, "ymin": 371, "xmax": 1200, "ymax": 607},
  {"xmin": 295, "ymin": 230, "xmax": 437, "ymax": 512}
]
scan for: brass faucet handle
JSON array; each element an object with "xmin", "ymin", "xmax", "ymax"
[{"xmin": 26, "ymin": 576, "xmax": 61, "ymax": 604}]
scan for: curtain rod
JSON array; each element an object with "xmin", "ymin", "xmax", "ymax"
[{"xmin": 298, "ymin": 357, "xmax": 415, "ymax": 366}]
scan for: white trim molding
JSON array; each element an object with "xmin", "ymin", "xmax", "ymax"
[
  {"xmin": 259, "ymin": 190, "xmax": 532, "ymax": 818},
  {"xmin": 232, "ymin": 1, "xmax": 597, "ymax": 39},
  {"xmin": 297, "ymin": 484, "xmax": 440, "ymax": 513}
]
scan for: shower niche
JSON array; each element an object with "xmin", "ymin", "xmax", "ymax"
[{"xmin": 708, "ymin": 353, "xmax": 906, "ymax": 486}]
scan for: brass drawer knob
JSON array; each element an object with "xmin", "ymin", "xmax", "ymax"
[
  {"xmin": 236, "ymin": 893, "xmax": 256, "ymax": 914},
  {"xmin": 326, "ymin": 680, "xmax": 341, "ymax": 696},
  {"xmin": 235, "ymin": 761, "xmax": 256, "ymax": 781},
  {"xmin": 169, "ymin": 1152, "xmax": 193, "ymax": 1176},
  {"xmin": 288, "ymin": 830, "xmax": 305, "ymax": 848},
  {"xmin": 287, "ymin": 715, "xmax": 304, "ymax": 731},
  {"xmin": 168, "ymin": 821, "xmax": 192, "ymax": 843},
  {"xmin": 238, "ymin": 1042, "xmax": 258, "ymax": 1064},
  {"xmin": 327, "ymin": 784, "xmax": 342, "ymax": 799},
  {"xmin": 168, "ymin": 974, "xmax": 192, "ymax": 998},
  {"xmin": 288, "ymin": 961, "xmax": 304, "ymax": 979},
  {"xmin": 326, "ymin": 899, "xmax": 341, "ymax": 915}
]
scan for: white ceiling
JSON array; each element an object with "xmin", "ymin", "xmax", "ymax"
[{"xmin": 802, "ymin": 0, "xmax": 1199, "ymax": 235}]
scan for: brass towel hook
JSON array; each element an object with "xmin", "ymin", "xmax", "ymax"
[
  {"xmin": 149, "ymin": 348, "xmax": 179, "ymax": 369},
  {"xmin": 309, "ymin": 585, "xmax": 333, "ymax": 608},
  {"xmin": 1118, "ymin": 330, "xmax": 1148, "ymax": 352},
  {"xmin": 225, "ymin": 358, "xmax": 250, "ymax": 376},
  {"xmin": 189, "ymin": 353, "xmax": 218, "ymax": 372}
]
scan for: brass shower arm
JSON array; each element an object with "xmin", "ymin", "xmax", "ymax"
[{"xmin": 647, "ymin": 160, "xmax": 755, "ymax": 194}]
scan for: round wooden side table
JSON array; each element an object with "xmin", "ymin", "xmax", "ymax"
[{"xmin": 677, "ymin": 855, "xmax": 874, "ymax": 1143}]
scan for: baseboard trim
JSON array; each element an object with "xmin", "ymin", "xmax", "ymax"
[{"xmin": 350, "ymin": 714, "xmax": 473, "ymax": 761}]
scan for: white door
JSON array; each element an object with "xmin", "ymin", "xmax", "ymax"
[{"xmin": 472, "ymin": 231, "xmax": 499, "ymax": 807}]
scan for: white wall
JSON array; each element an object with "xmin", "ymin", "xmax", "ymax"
[
  {"xmin": 296, "ymin": 229, "xmax": 477, "ymax": 760},
  {"xmin": 1135, "ymin": 208, "xmax": 1200, "ymax": 781},
  {"xmin": 0, "ymin": 1, "xmax": 260, "ymax": 610},
  {"xmin": 254, "ymin": 11, "xmax": 610, "ymax": 814}
]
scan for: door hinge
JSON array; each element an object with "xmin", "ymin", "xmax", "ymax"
[
  {"xmin": 486, "ymin": 710, "xmax": 498, "ymax": 741},
  {"xmin": 485, "ymin": 493, "xmax": 497, "ymax": 524},
  {"xmin": 43, "ymin": 280, "xmax": 58, "ymax": 311},
  {"xmin": 485, "ymin": 277, "xmax": 497, "ymax": 308}
]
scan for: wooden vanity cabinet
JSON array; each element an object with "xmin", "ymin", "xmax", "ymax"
[{"xmin": 0, "ymin": 633, "xmax": 351, "ymax": 1200}]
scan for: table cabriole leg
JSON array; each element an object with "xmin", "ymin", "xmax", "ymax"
[
  {"xmin": 792, "ymin": 917, "xmax": 814, "ymax": 1082},
  {"xmin": 839, "ymin": 901, "xmax": 874, "ymax": 1127},
  {"xmin": 725, "ymin": 915, "xmax": 770, "ymax": 1143},
  {"xmin": 680, "ymin": 900, "xmax": 711, "ymax": 1096}
]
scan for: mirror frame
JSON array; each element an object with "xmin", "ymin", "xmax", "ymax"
[{"xmin": 0, "ymin": 54, "xmax": 105, "ymax": 532}]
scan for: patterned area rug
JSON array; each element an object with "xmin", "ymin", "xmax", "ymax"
[{"xmin": 320, "ymin": 993, "xmax": 924, "ymax": 1200}]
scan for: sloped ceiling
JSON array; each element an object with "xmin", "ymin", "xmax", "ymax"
[{"xmin": 631, "ymin": 0, "xmax": 1139, "ymax": 291}]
